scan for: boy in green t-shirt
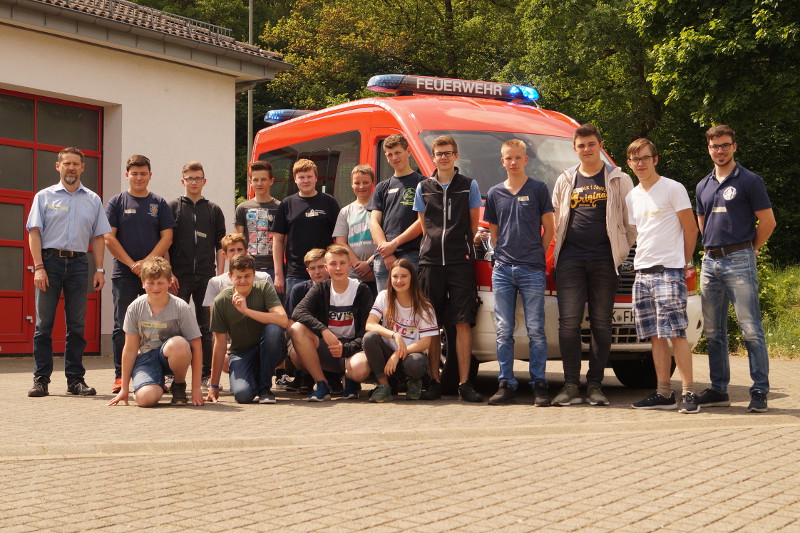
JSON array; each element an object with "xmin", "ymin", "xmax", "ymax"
[{"xmin": 207, "ymin": 254, "xmax": 288, "ymax": 404}]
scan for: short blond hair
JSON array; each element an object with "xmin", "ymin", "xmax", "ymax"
[
  {"xmin": 293, "ymin": 158, "xmax": 317, "ymax": 178},
  {"xmin": 501, "ymin": 139, "xmax": 527, "ymax": 154},
  {"xmin": 220, "ymin": 233, "xmax": 247, "ymax": 254}
]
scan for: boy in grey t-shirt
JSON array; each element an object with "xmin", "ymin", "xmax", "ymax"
[{"xmin": 108, "ymin": 257, "xmax": 203, "ymax": 408}]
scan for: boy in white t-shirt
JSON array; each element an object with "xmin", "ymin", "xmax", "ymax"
[
  {"xmin": 624, "ymin": 138, "xmax": 700, "ymax": 414},
  {"xmin": 289, "ymin": 244, "xmax": 374, "ymax": 401},
  {"xmin": 108, "ymin": 257, "xmax": 203, "ymax": 408}
]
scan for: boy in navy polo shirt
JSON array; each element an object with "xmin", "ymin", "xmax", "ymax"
[
  {"xmin": 483, "ymin": 139, "xmax": 554, "ymax": 406},
  {"xmin": 695, "ymin": 125, "xmax": 776, "ymax": 412}
]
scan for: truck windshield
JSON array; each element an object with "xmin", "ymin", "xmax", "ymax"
[{"xmin": 418, "ymin": 131, "xmax": 590, "ymax": 194}]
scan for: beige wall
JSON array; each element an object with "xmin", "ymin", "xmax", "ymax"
[{"xmin": 1, "ymin": 25, "xmax": 238, "ymax": 351}]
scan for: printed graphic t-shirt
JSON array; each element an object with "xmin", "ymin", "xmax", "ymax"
[
  {"xmin": 369, "ymin": 290, "xmax": 438, "ymax": 351},
  {"xmin": 560, "ymin": 169, "xmax": 612, "ymax": 261},
  {"xmin": 123, "ymin": 294, "xmax": 201, "ymax": 354},
  {"xmin": 327, "ymin": 278, "xmax": 361, "ymax": 340},
  {"xmin": 234, "ymin": 198, "xmax": 280, "ymax": 271}
]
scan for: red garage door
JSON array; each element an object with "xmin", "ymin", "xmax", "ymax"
[{"xmin": 0, "ymin": 89, "xmax": 103, "ymax": 355}]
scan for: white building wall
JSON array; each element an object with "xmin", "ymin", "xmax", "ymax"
[{"xmin": 1, "ymin": 25, "xmax": 238, "ymax": 351}]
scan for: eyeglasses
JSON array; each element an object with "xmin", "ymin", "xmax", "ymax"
[
  {"xmin": 708, "ymin": 143, "xmax": 734, "ymax": 152},
  {"xmin": 627, "ymin": 155, "xmax": 653, "ymax": 164},
  {"xmin": 433, "ymin": 151, "xmax": 457, "ymax": 159},
  {"xmin": 183, "ymin": 177, "xmax": 205, "ymax": 183}
]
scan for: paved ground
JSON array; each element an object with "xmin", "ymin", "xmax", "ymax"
[{"xmin": 1, "ymin": 354, "xmax": 798, "ymax": 532}]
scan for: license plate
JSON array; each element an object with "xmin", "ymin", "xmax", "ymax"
[{"xmin": 612, "ymin": 308, "xmax": 634, "ymax": 325}]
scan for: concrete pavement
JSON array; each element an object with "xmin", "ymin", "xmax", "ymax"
[{"xmin": 1, "ymin": 354, "xmax": 798, "ymax": 532}]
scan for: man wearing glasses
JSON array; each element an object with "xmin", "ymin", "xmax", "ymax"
[
  {"xmin": 413, "ymin": 135, "xmax": 483, "ymax": 402},
  {"xmin": 168, "ymin": 161, "xmax": 226, "ymax": 387},
  {"xmin": 695, "ymin": 125, "xmax": 776, "ymax": 412}
]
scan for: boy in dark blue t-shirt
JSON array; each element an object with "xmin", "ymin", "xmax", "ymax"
[{"xmin": 482, "ymin": 139, "xmax": 554, "ymax": 406}]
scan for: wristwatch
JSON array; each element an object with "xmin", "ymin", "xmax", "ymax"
[{"xmin": 96, "ymin": 268, "xmax": 105, "ymax": 273}]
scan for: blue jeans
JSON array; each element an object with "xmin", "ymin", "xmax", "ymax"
[
  {"xmin": 131, "ymin": 345, "xmax": 170, "ymax": 392},
  {"xmin": 228, "ymin": 324, "xmax": 286, "ymax": 403},
  {"xmin": 556, "ymin": 258, "xmax": 619, "ymax": 385},
  {"xmin": 284, "ymin": 277, "xmax": 305, "ymax": 299},
  {"xmin": 33, "ymin": 252, "xmax": 89, "ymax": 382},
  {"xmin": 701, "ymin": 248, "xmax": 769, "ymax": 394},
  {"xmin": 492, "ymin": 263, "xmax": 547, "ymax": 389},
  {"xmin": 374, "ymin": 248, "xmax": 420, "ymax": 293},
  {"xmin": 112, "ymin": 276, "xmax": 145, "ymax": 379}
]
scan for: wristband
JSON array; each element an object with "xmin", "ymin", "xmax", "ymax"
[
  {"xmin": 35, "ymin": 264, "xmax": 45, "ymax": 270},
  {"xmin": 209, "ymin": 384, "xmax": 220, "ymax": 389}
]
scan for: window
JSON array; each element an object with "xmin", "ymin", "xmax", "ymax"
[
  {"xmin": 257, "ymin": 131, "xmax": 361, "ymax": 205},
  {"xmin": 0, "ymin": 89, "xmax": 103, "ymax": 194}
]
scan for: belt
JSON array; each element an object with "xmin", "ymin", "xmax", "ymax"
[
  {"xmin": 635, "ymin": 265, "xmax": 665, "ymax": 274},
  {"xmin": 704, "ymin": 242, "xmax": 752, "ymax": 259},
  {"xmin": 43, "ymin": 248, "xmax": 85, "ymax": 258}
]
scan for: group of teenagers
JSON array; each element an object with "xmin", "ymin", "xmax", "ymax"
[{"xmin": 27, "ymin": 122, "xmax": 776, "ymax": 413}]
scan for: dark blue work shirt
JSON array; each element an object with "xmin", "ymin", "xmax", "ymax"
[
  {"xmin": 483, "ymin": 178, "xmax": 553, "ymax": 271},
  {"xmin": 695, "ymin": 163, "xmax": 771, "ymax": 248}
]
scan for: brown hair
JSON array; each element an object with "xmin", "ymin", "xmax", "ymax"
[
  {"xmin": 249, "ymin": 160, "xmax": 274, "ymax": 179},
  {"xmin": 431, "ymin": 135, "xmax": 458, "ymax": 154},
  {"xmin": 706, "ymin": 125, "xmax": 736, "ymax": 144},
  {"xmin": 58, "ymin": 147, "xmax": 84, "ymax": 163},
  {"xmin": 325, "ymin": 243, "xmax": 350, "ymax": 259},
  {"xmin": 501, "ymin": 139, "xmax": 527, "ymax": 154},
  {"xmin": 126, "ymin": 154, "xmax": 151, "ymax": 171},
  {"xmin": 626, "ymin": 138, "xmax": 658, "ymax": 159},
  {"xmin": 304, "ymin": 248, "xmax": 326, "ymax": 266},
  {"xmin": 182, "ymin": 161, "xmax": 204, "ymax": 175},
  {"xmin": 573, "ymin": 124, "xmax": 602, "ymax": 144},
  {"xmin": 293, "ymin": 158, "xmax": 317, "ymax": 177},
  {"xmin": 220, "ymin": 233, "xmax": 247, "ymax": 253},
  {"xmin": 351, "ymin": 164, "xmax": 375, "ymax": 181},
  {"xmin": 383, "ymin": 134, "xmax": 409, "ymax": 151},
  {"xmin": 140, "ymin": 256, "xmax": 172, "ymax": 281},
  {"xmin": 229, "ymin": 253, "xmax": 255, "ymax": 274},
  {"xmin": 384, "ymin": 259, "xmax": 435, "ymax": 329}
]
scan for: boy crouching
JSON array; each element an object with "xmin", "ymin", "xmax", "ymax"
[{"xmin": 108, "ymin": 257, "xmax": 203, "ymax": 407}]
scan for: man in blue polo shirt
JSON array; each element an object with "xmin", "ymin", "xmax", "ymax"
[
  {"xmin": 695, "ymin": 125, "xmax": 776, "ymax": 412},
  {"xmin": 26, "ymin": 147, "xmax": 112, "ymax": 397}
]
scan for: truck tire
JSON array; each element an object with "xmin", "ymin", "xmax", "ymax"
[
  {"xmin": 611, "ymin": 353, "xmax": 675, "ymax": 389},
  {"xmin": 439, "ymin": 323, "xmax": 479, "ymax": 395}
]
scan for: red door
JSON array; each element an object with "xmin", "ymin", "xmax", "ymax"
[{"xmin": 0, "ymin": 195, "xmax": 34, "ymax": 353}]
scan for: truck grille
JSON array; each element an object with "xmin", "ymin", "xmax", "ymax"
[
  {"xmin": 580, "ymin": 325, "xmax": 645, "ymax": 346},
  {"xmin": 616, "ymin": 246, "xmax": 637, "ymax": 297}
]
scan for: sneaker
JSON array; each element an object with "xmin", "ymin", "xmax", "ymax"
[
  {"xmin": 488, "ymin": 380, "xmax": 516, "ymax": 405},
  {"xmin": 164, "ymin": 374, "xmax": 174, "ymax": 394},
  {"xmin": 632, "ymin": 390, "xmax": 677, "ymax": 410},
  {"xmin": 274, "ymin": 374, "xmax": 292, "ymax": 390},
  {"xmin": 586, "ymin": 383, "xmax": 609, "ymax": 406},
  {"xmin": 458, "ymin": 382, "xmax": 484, "ymax": 403},
  {"xmin": 552, "ymin": 383, "xmax": 582, "ymax": 406},
  {"xmin": 284, "ymin": 371, "xmax": 305, "ymax": 392},
  {"xmin": 696, "ymin": 388, "xmax": 731, "ymax": 407},
  {"xmin": 405, "ymin": 378, "xmax": 423, "ymax": 400},
  {"xmin": 201, "ymin": 375, "xmax": 210, "ymax": 389},
  {"xmin": 28, "ymin": 377, "xmax": 49, "ymax": 398},
  {"xmin": 748, "ymin": 390, "xmax": 768, "ymax": 413},
  {"xmin": 533, "ymin": 381, "xmax": 551, "ymax": 407},
  {"xmin": 170, "ymin": 382, "xmax": 188, "ymax": 406},
  {"xmin": 112, "ymin": 378, "xmax": 122, "ymax": 394},
  {"xmin": 369, "ymin": 383, "xmax": 394, "ymax": 403},
  {"xmin": 66, "ymin": 378, "xmax": 96, "ymax": 396},
  {"xmin": 679, "ymin": 391, "xmax": 701, "ymax": 414},
  {"xmin": 258, "ymin": 388, "xmax": 277, "ymax": 404},
  {"xmin": 420, "ymin": 380, "xmax": 442, "ymax": 401},
  {"xmin": 306, "ymin": 381, "xmax": 331, "ymax": 402},
  {"xmin": 341, "ymin": 378, "xmax": 361, "ymax": 400}
]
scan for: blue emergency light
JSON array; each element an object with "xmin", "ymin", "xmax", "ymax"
[
  {"xmin": 264, "ymin": 109, "xmax": 315, "ymax": 124},
  {"xmin": 366, "ymin": 74, "xmax": 540, "ymax": 103}
]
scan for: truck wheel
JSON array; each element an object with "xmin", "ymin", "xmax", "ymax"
[
  {"xmin": 611, "ymin": 354, "xmax": 675, "ymax": 389},
  {"xmin": 439, "ymin": 323, "xmax": 479, "ymax": 395}
]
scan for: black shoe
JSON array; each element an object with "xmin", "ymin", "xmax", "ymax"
[
  {"xmin": 696, "ymin": 388, "xmax": 731, "ymax": 407},
  {"xmin": 170, "ymin": 382, "xmax": 188, "ymax": 405},
  {"xmin": 28, "ymin": 376, "xmax": 49, "ymax": 398},
  {"xmin": 458, "ymin": 382, "xmax": 484, "ymax": 403},
  {"xmin": 533, "ymin": 381, "xmax": 550, "ymax": 407},
  {"xmin": 324, "ymin": 371, "xmax": 344, "ymax": 394},
  {"xmin": 420, "ymin": 380, "xmax": 442, "ymax": 401},
  {"xmin": 632, "ymin": 390, "xmax": 677, "ymax": 410},
  {"xmin": 284, "ymin": 370, "xmax": 306, "ymax": 392},
  {"xmin": 679, "ymin": 391, "xmax": 700, "ymax": 414},
  {"xmin": 488, "ymin": 380, "xmax": 516, "ymax": 405},
  {"xmin": 67, "ymin": 378, "xmax": 96, "ymax": 396},
  {"xmin": 748, "ymin": 390, "xmax": 768, "ymax": 413}
]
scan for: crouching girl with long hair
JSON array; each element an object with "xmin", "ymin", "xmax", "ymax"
[{"xmin": 363, "ymin": 259, "xmax": 438, "ymax": 402}]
